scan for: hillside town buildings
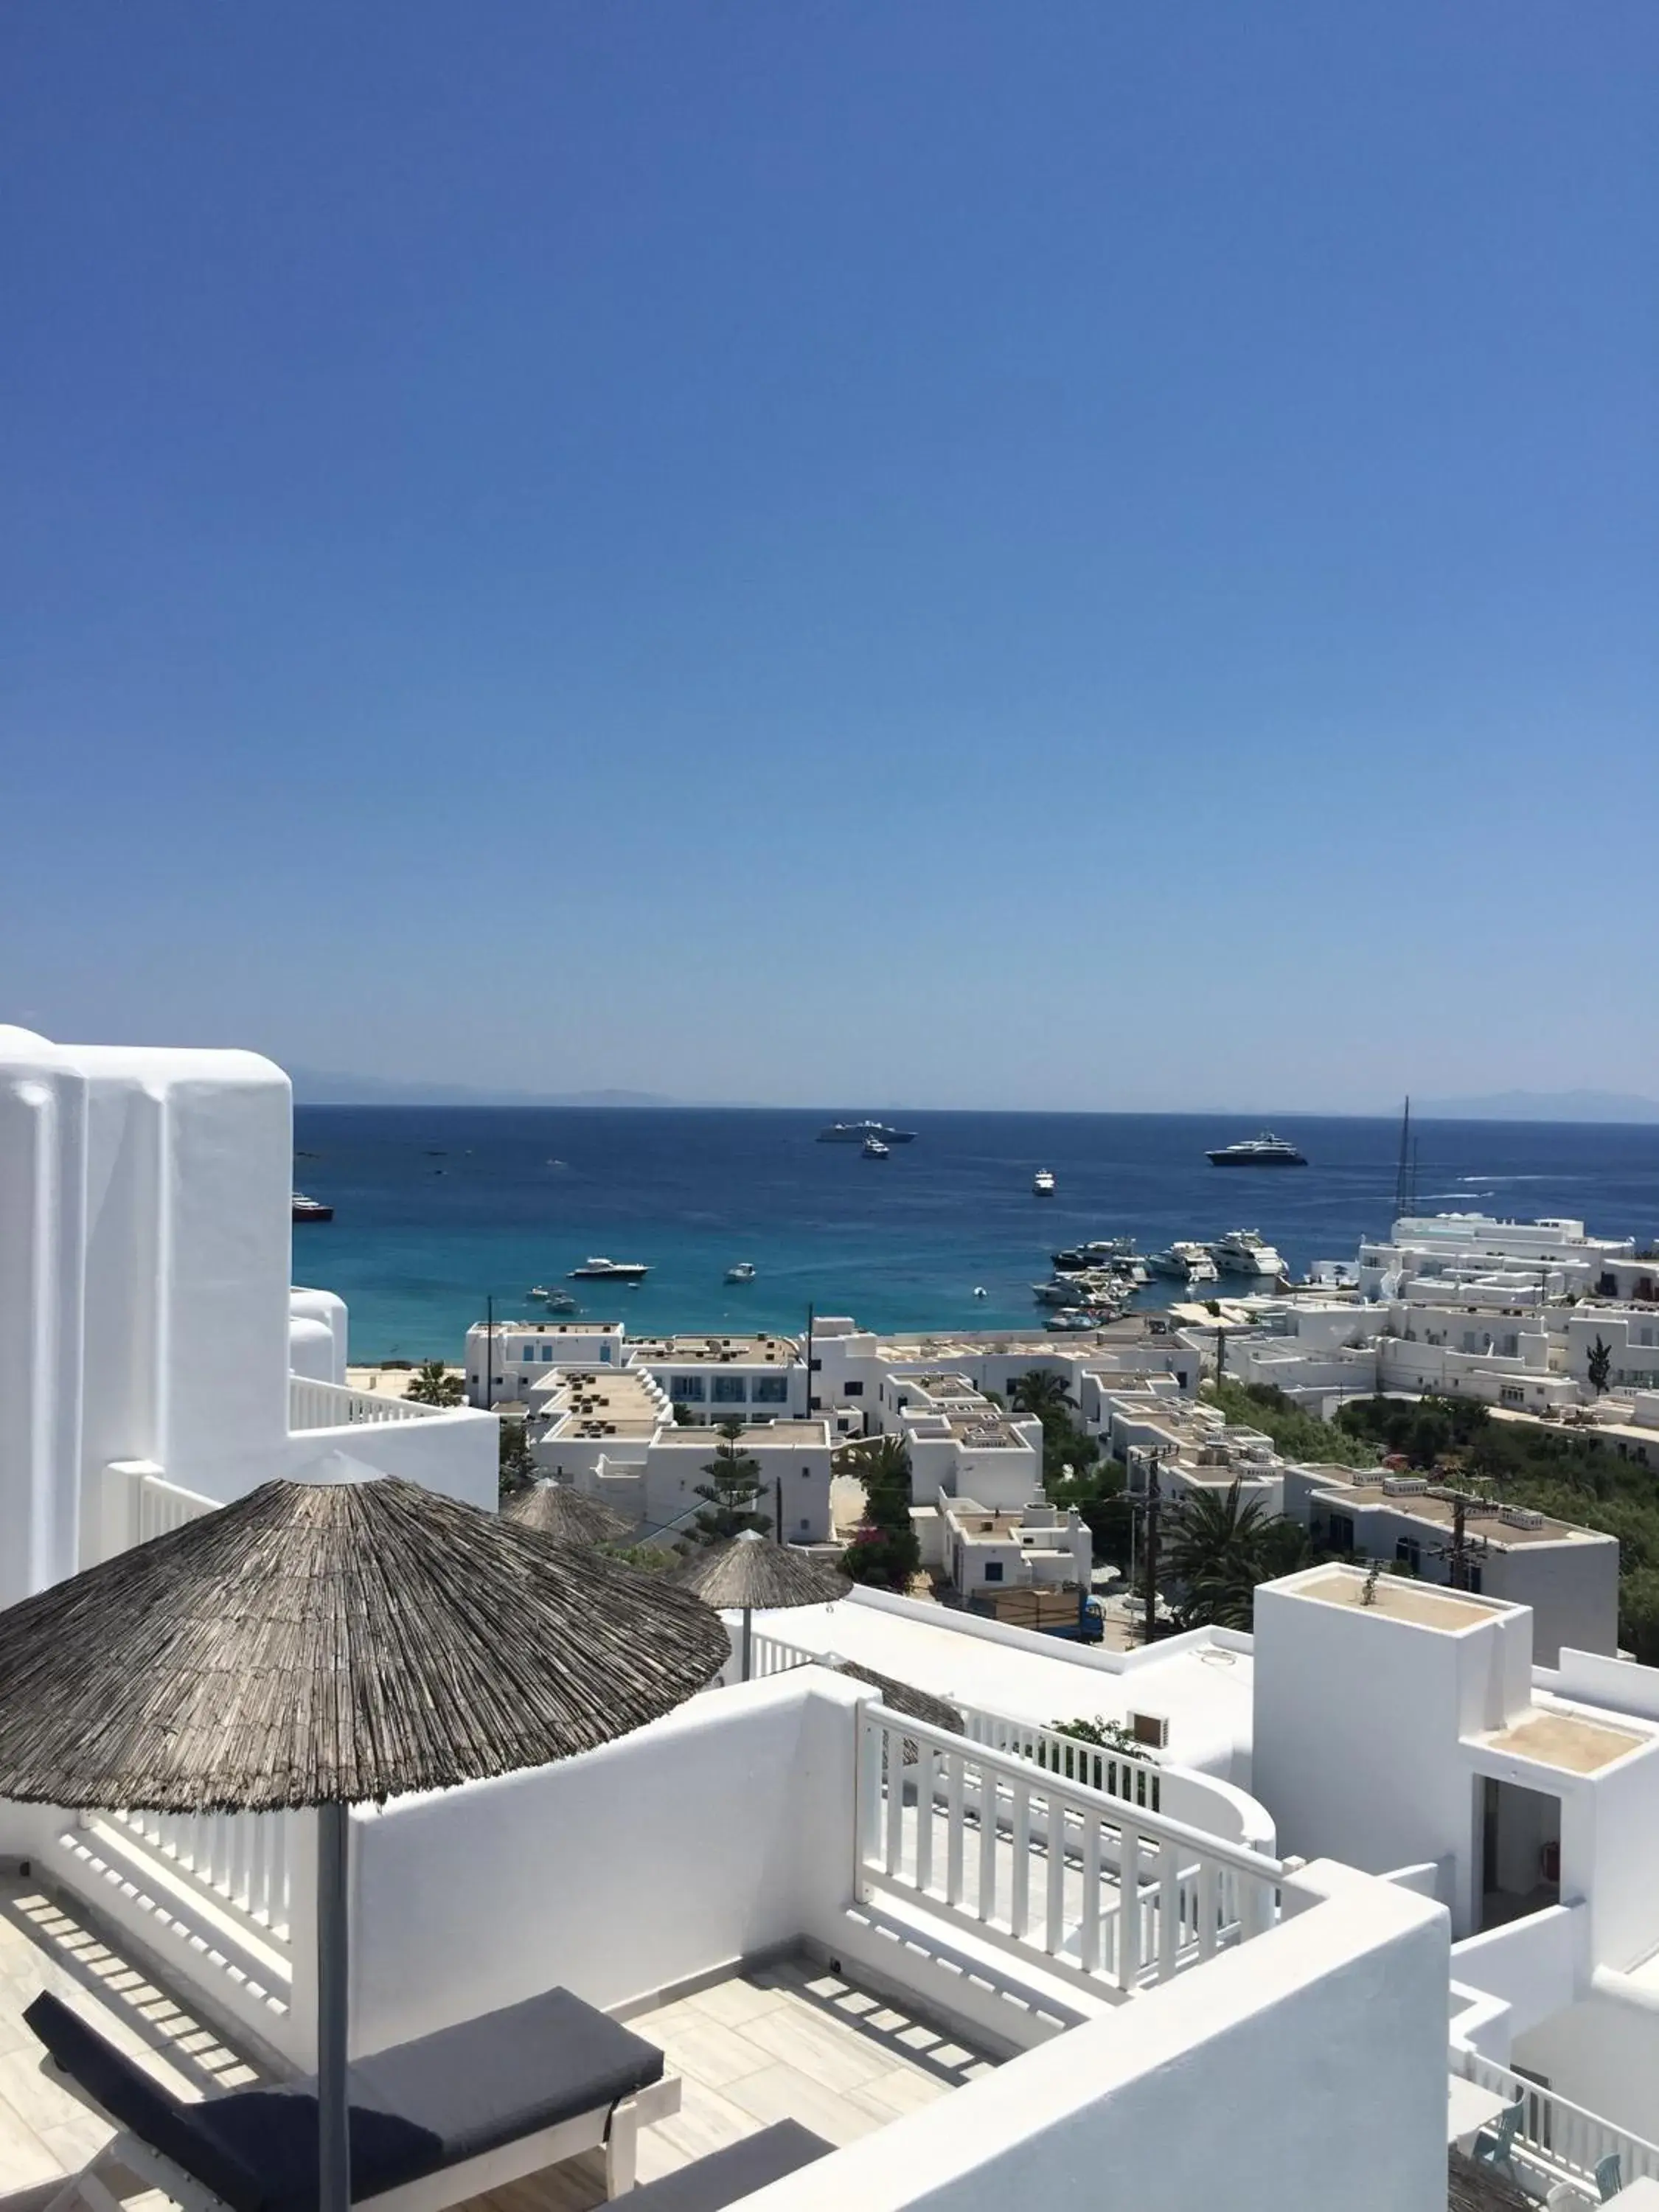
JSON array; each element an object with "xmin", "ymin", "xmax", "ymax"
[{"xmin": 8, "ymin": 1028, "xmax": 1659, "ymax": 2208}]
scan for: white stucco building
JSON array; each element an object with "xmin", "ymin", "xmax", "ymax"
[
  {"xmin": 0, "ymin": 1027, "xmax": 497, "ymax": 1611},
  {"xmin": 10, "ymin": 1036, "xmax": 1659, "ymax": 2212}
]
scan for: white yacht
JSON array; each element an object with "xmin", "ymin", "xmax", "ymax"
[
  {"xmin": 1032, "ymin": 1168, "xmax": 1056, "ymax": 1196},
  {"xmin": 724, "ymin": 1261, "xmax": 757, "ymax": 1283},
  {"xmin": 1147, "ymin": 1241, "xmax": 1220, "ymax": 1284},
  {"xmin": 862, "ymin": 1134, "xmax": 891, "ymax": 1159},
  {"xmin": 1211, "ymin": 1228, "xmax": 1286, "ymax": 1277},
  {"xmin": 567, "ymin": 1257, "xmax": 651, "ymax": 1281}
]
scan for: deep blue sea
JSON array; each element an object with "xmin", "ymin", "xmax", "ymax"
[{"xmin": 291, "ymin": 1109, "xmax": 1659, "ymax": 1363}]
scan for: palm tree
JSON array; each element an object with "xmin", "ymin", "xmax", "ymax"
[
  {"xmin": 1009, "ymin": 1370, "xmax": 1071, "ymax": 1422},
  {"xmin": 1165, "ymin": 1480, "xmax": 1279, "ymax": 1632},
  {"xmin": 407, "ymin": 1359, "xmax": 464, "ymax": 1408},
  {"xmin": 851, "ymin": 1434, "xmax": 912, "ymax": 1495}
]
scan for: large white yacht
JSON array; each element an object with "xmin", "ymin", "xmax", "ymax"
[
  {"xmin": 567, "ymin": 1257, "xmax": 651, "ymax": 1281},
  {"xmin": 1032, "ymin": 1169, "xmax": 1056, "ymax": 1196},
  {"xmin": 1211, "ymin": 1228, "xmax": 1287, "ymax": 1276},
  {"xmin": 1147, "ymin": 1241, "xmax": 1220, "ymax": 1284}
]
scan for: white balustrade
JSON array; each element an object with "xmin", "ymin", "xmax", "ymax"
[
  {"xmin": 1455, "ymin": 2048, "xmax": 1659, "ymax": 2197},
  {"xmin": 956, "ymin": 1708, "xmax": 1163, "ymax": 1816},
  {"xmin": 854, "ymin": 1703, "xmax": 1281, "ymax": 1999},
  {"xmin": 104, "ymin": 1806, "xmax": 293, "ymax": 1955},
  {"xmin": 134, "ymin": 1472, "xmax": 217, "ymax": 1543},
  {"xmin": 288, "ymin": 1376, "xmax": 453, "ymax": 1430},
  {"xmin": 747, "ymin": 1628, "xmax": 1165, "ymax": 1812}
]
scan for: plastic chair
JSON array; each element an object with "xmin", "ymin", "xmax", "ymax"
[
  {"xmin": 1472, "ymin": 2098, "xmax": 1524, "ymax": 2171},
  {"xmin": 1596, "ymin": 2152, "xmax": 1624, "ymax": 2202}
]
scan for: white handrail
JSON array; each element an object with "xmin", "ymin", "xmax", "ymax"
[
  {"xmin": 288, "ymin": 1376, "xmax": 456, "ymax": 1430},
  {"xmin": 750, "ymin": 1627, "xmax": 1166, "ymax": 1812},
  {"xmin": 854, "ymin": 1702, "xmax": 1281, "ymax": 2000},
  {"xmin": 1455, "ymin": 2046, "xmax": 1659, "ymax": 2194}
]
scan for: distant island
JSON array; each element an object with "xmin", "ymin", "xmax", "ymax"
[
  {"xmin": 1416, "ymin": 1089, "xmax": 1659, "ymax": 1125},
  {"xmin": 286, "ymin": 1067, "xmax": 680, "ymax": 1108}
]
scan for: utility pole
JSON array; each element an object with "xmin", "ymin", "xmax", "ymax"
[
  {"xmin": 804, "ymin": 1301, "xmax": 815, "ymax": 1420},
  {"xmin": 1141, "ymin": 1453, "xmax": 1162, "ymax": 1646},
  {"xmin": 484, "ymin": 1293, "xmax": 495, "ymax": 1411},
  {"xmin": 1430, "ymin": 1486, "xmax": 1489, "ymax": 1593}
]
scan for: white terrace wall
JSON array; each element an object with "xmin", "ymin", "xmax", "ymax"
[
  {"xmin": 347, "ymin": 1673, "xmax": 863, "ymax": 2056},
  {"xmin": 747, "ymin": 1860, "xmax": 1449, "ymax": 2212},
  {"xmin": 0, "ymin": 1032, "xmax": 294, "ymax": 1602}
]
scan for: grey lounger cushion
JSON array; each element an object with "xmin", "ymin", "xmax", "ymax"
[
  {"xmin": 26, "ymin": 1984, "xmax": 664, "ymax": 2212},
  {"xmin": 619, "ymin": 2121, "xmax": 832, "ymax": 2210}
]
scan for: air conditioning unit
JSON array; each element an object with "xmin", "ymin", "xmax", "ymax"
[
  {"xmin": 1129, "ymin": 1711, "xmax": 1169, "ymax": 1750},
  {"xmin": 1501, "ymin": 1506, "xmax": 1545, "ymax": 1530},
  {"xmin": 1382, "ymin": 1475, "xmax": 1429, "ymax": 1495}
]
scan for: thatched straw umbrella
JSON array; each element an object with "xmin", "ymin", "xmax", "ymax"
[
  {"xmin": 501, "ymin": 1478, "xmax": 632, "ymax": 1547},
  {"xmin": 0, "ymin": 1460, "xmax": 728, "ymax": 2212},
  {"xmin": 669, "ymin": 1528, "xmax": 851, "ymax": 1680},
  {"xmin": 815, "ymin": 1655, "xmax": 963, "ymax": 1759}
]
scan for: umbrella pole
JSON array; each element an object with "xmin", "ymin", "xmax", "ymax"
[
  {"xmin": 318, "ymin": 1801, "xmax": 352, "ymax": 2212},
  {"xmin": 741, "ymin": 1605, "xmax": 753, "ymax": 1683}
]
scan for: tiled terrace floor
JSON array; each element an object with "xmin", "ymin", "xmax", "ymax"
[
  {"xmin": 468, "ymin": 1955, "xmax": 1000, "ymax": 2212},
  {"xmin": 0, "ymin": 1874, "xmax": 997, "ymax": 2212},
  {"xmin": 0, "ymin": 1874, "xmax": 265, "ymax": 2205}
]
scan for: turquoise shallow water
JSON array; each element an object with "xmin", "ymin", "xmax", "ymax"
[{"xmin": 291, "ymin": 1108, "xmax": 1659, "ymax": 1363}]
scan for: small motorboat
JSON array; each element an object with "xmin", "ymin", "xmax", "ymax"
[
  {"xmin": 532, "ymin": 1286, "xmax": 580, "ymax": 1312},
  {"xmin": 292, "ymin": 1192, "xmax": 333, "ymax": 1222},
  {"xmin": 1032, "ymin": 1169, "xmax": 1056, "ymax": 1197},
  {"xmin": 973, "ymin": 1286, "xmax": 987, "ymax": 1299},
  {"xmin": 725, "ymin": 1262, "xmax": 757, "ymax": 1284}
]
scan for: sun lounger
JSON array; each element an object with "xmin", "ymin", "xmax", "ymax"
[
  {"xmin": 617, "ymin": 2121, "xmax": 832, "ymax": 2210},
  {"xmin": 26, "ymin": 1984, "xmax": 681, "ymax": 2212}
]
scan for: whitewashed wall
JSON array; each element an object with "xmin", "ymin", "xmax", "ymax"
[
  {"xmin": 347, "ymin": 1672, "xmax": 864, "ymax": 2055},
  {"xmin": 748, "ymin": 1860, "xmax": 1449, "ymax": 2212},
  {"xmin": 1252, "ymin": 1572, "xmax": 1532, "ymax": 1938}
]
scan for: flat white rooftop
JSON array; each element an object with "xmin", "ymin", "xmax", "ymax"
[{"xmin": 628, "ymin": 1335, "xmax": 800, "ymax": 1366}]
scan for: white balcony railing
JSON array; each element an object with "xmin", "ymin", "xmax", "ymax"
[
  {"xmin": 956, "ymin": 1709, "xmax": 1163, "ymax": 1816},
  {"xmin": 855, "ymin": 1703, "xmax": 1281, "ymax": 1999},
  {"xmin": 1455, "ymin": 2047, "xmax": 1659, "ymax": 2198},
  {"xmin": 749, "ymin": 1627, "xmax": 1165, "ymax": 1815},
  {"xmin": 102, "ymin": 1806, "xmax": 294, "ymax": 1955},
  {"xmin": 288, "ymin": 1376, "xmax": 456, "ymax": 1431}
]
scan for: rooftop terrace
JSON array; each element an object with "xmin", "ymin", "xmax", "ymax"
[
  {"xmin": 534, "ymin": 1369, "xmax": 666, "ymax": 1436},
  {"xmin": 1483, "ymin": 1707, "xmax": 1650, "ymax": 1775},
  {"xmin": 1301, "ymin": 1468, "xmax": 1603, "ymax": 1548},
  {"xmin": 1291, "ymin": 1567, "xmax": 1509, "ymax": 1632},
  {"xmin": 0, "ymin": 1875, "xmax": 998, "ymax": 2211},
  {"xmin": 627, "ymin": 1335, "xmax": 800, "ymax": 1366}
]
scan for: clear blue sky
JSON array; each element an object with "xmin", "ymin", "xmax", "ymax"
[{"xmin": 3, "ymin": 3, "xmax": 1654, "ymax": 1110}]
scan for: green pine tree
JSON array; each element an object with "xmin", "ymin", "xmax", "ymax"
[{"xmin": 692, "ymin": 1420, "xmax": 771, "ymax": 1543}]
